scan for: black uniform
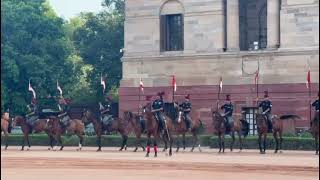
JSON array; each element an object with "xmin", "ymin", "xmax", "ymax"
[
  {"xmin": 26, "ymin": 104, "xmax": 39, "ymax": 128},
  {"xmin": 152, "ymin": 99, "xmax": 165, "ymax": 132},
  {"xmin": 312, "ymin": 99, "xmax": 319, "ymax": 112},
  {"xmin": 99, "ymin": 101, "xmax": 113, "ymax": 126},
  {"xmin": 180, "ymin": 100, "xmax": 192, "ymax": 129},
  {"xmin": 259, "ymin": 99, "xmax": 273, "ymax": 132},
  {"xmin": 221, "ymin": 102, "xmax": 234, "ymax": 133},
  {"xmin": 57, "ymin": 98, "xmax": 70, "ymax": 127}
]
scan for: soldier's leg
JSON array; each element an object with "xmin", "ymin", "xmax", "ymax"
[{"xmin": 267, "ymin": 113, "xmax": 273, "ymax": 131}]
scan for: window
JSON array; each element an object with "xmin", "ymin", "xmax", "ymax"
[
  {"xmin": 160, "ymin": 14, "xmax": 184, "ymax": 51},
  {"xmin": 242, "ymin": 107, "xmax": 258, "ymax": 135}
]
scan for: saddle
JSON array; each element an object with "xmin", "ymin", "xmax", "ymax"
[
  {"xmin": 59, "ymin": 115, "xmax": 70, "ymax": 128},
  {"xmin": 26, "ymin": 115, "xmax": 39, "ymax": 133},
  {"xmin": 101, "ymin": 114, "xmax": 114, "ymax": 127}
]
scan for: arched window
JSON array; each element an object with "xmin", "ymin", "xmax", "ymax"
[{"xmin": 160, "ymin": 0, "xmax": 184, "ymax": 52}]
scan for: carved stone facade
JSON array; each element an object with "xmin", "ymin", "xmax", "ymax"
[{"xmin": 120, "ymin": 0, "xmax": 319, "ymax": 132}]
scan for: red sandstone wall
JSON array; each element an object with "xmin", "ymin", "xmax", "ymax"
[{"xmin": 119, "ymin": 83, "xmax": 319, "ymax": 133}]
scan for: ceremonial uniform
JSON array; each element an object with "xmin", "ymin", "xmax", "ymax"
[
  {"xmin": 258, "ymin": 91, "xmax": 273, "ymax": 132},
  {"xmin": 152, "ymin": 92, "xmax": 165, "ymax": 134},
  {"xmin": 180, "ymin": 94, "xmax": 192, "ymax": 130},
  {"xmin": 99, "ymin": 97, "xmax": 114, "ymax": 126}
]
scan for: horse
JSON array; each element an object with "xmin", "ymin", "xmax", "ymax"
[
  {"xmin": 310, "ymin": 112, "xmax": 319, "ymax": 155},
  {"xmin": 46, "ymin": 115, "xmax": 85, "ymax": 151},
  {"xmin": 12, "ymin": 115, "xmax": 54, "ymax": 150},
  {"xmin": 1, "ymin": 112, "xmax": 11, "ymax": 150},
  {"xmin": 123, "ymin": 111, "xmax": 145, "ymax": 152},
  {"xmin": 171, "ymin": 103, "xmax": 204, "ymax": 153},
  {"xmin": 211, "ymin": 110, "xmax": 227, "ymax": 153},
  {"xmin": 256, "ymin": 113, "xmax": 299, "ymax": 154},
  {"xmin": 81, "ymin": 109, "xmax": 129, "ymax": 151},
  {"xmin": 143, "ymin": 103, "xmax": 174, "ymax": 157}
]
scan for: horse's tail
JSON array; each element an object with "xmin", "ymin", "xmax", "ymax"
[
  {"xmin": 279, "ymin": 115, "xmax": 301, "ymax": 120},
  {"xmin": 240, "ymin": 119, "xmax": 249, "ymax": 138}
]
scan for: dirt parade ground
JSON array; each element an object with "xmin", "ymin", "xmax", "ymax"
[{"xmin": 1, "ymin": 146, "xmax": 319, "ymax": 180}]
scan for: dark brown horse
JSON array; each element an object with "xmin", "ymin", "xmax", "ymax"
[
  {"xmin": 47, "ymin": 116, "xmax": 85, "ymax": 151},
  {"xmin": 311, "ymin": 112, "xmax": 319, "ymax": 155},
  {"xmin": 211, "ymin": 111, "xmax": 227, "ymax": 153},
  {"xmin": 123, "ymin": 111, "xmax": 145, "ymax": 152},
  {"xmin": 172, "ymin": 103, "xmax": 204, "ymax": 152},
  {"xmin": 143, "ymin": 103, "xmax": 174, "ymax": 157},
  {"xmin": 12, "ymin": 116, "xmax": 54, "ymax": 150},
  {"xmin": 256, "ymin": 113, "xmax": 299, "ymax": 154},
  {"xmin": 1, "ymin": 112, "xmax": 11, "ymax": 150},
  {"xmin": 81, "ymin": 109, "xmax": 129, "ymax": 151},
  {"xmin": 211, "ymin": 110, "xmax": 249, "ymax": 153}
]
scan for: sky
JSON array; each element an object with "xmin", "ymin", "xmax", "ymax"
[{"xmin": 48, "ymin": 0, "xmax": 104, "ymax": 20}]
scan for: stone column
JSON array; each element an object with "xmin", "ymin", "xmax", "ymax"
[
  {"xmin": 227, "ymin": 0, "xmax": 240, "ymax": 51},
  {"xmin": 267, "ymin": 0, "xmax": 280, "ymax": 49}
]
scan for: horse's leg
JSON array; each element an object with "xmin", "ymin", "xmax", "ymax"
[
  {"xmin": 263, "ymin": 133, "xmax": 267, "ymax": 154},
  {"xmin": 238, "ymin": 131, "xmax": 243, "ymax": 152},
  {"xmin": 162, "ymin": 138, "xmax": 168, "ymax": 152},
  {"xmin": 316, "ymin": 134, "xmax": 319, "ymax": 155},
  {"xmin": 4, "ymin": 132, "xmax": 9, "ymax": 150},
  {"xmin": 190, "ymin": 132, "xmax": 196, "ymax": 152},
  {"xmin": 176, "ymin": 134, "xmax": 180, "ymax": 153},
  {"xmin": 218, "ymin": 134, "xmax": 222, "ymax": 153},
  {"xmin": 145, "ymin": 135, "xmax": 151, "ymax": 157},
  {"xmin": 182, "ymin": 133, "xmax": 186, "ymax": 150},
  {"xmin": 154, "ymin": 139, "xmax": 158, "ymax": 157},
  {"xmin": 119, "ymin": 135, "xmax": 127, "ymax": 151},
  {"xmin": 48, "ymin": 135, "xmax": 54, "ymax": 150},
  {"xmin": 273, "ymin": 131, "xmax": 279, "ymax": 153},
  {"xmin": 279, "ymin": 131, "xmax": 283, "ymax": 153},
  {"xmin": 77, "ymin": 134, "xmax": 83, "ymax": 151},
  {"xmin": 169, "ymin": 134, "xmax": 173, "ymax": 157},
  {"xmin": 21, "ymin": 133, "xmax": 28, "ymax": 151},
  {"xmin": 58, "ymin": 135, "xmax": 64, "ymax": 151},
  {"xmin": 222, "ymin": 133, "xmax": 225, "ymax": 153},
  {"xmin": 258, "ymin": 134, "xmax": 263, "ymax": 154},
  {"xmin": 230, "ymin": 131, "xmax": 235, "ymax": 152},
  {"xmin": 96, "ymin": 133, "xmax": 102, "ymax": 152},
  {"xmin": 27, "ymin": 134, "xmax": 31, "ymax": 150}
]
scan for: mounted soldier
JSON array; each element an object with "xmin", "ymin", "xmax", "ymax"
[
  {"xmin": 220, "ymin": 94, "xmax": 234, "ymax": 134},
  {"xmin": 25, "ymin": 97, "xmax": 39, "ymax": 130},
  {"xmin": 258, "ymin": 91, "xmax": 273, "ymax": 133},
  {"xmin": 152, "ymin": 92, "xmax": 165, "ymax": 135},
  {"xmin": 57, "ymin": 95, "xmax": 71, "ymax": 128},
  {"xmin": 99, "ymin": 96, "xmax": 114, "ymax": 128},
  {"xmin": 179, "ymin": 94, "xmax": 192, "ymax": 131}
]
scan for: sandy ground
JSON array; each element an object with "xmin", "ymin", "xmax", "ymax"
[{"xmin": 1, "ymin": 146, "xmax": 319, "ymax": 180}]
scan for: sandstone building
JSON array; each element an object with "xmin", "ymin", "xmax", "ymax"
[{"xmin": 120, "ymin": 0, "xmax": 319, "ymax": 134}]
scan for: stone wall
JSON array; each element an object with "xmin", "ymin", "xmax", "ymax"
[{"xmin": 280, "ymin": 0, "xmax": 319, "ymax": 48}]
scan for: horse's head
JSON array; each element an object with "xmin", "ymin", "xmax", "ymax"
[
  {"xmin": 81, "ymin": 109, "xmax": 94, "ymax": 124},
  {"xmin": 123, "ymin": 111, "xmax": 133, "ymax": 122},
  {"xmin": 2, "ymin": 112, "xmax": 10, "ymax": 121},
  {"xmin": 211, "ymin": 111, "xmax": 224, "ymax": 127},
  {"xmin": 12, "ymin": 115, "xmax": 25, "ymax": 127},
  {"xmin": 143, "ymin": 103, "xmax": 152, "ymax": 113}
]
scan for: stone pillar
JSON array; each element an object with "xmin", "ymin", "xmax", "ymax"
[
  {"xmin": 267, "ymin": 0, "xmax": 280, "ymax": 49},
  {"xmin": 227, "ymin": 0, "xmax": 240, "ymax": 51}
]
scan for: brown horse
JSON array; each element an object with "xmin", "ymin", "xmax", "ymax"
[
  {"xmin": 12, "ymin": 116, "xmax": 54, "ymax": 150},
  {"xmin": 311, "ymin": 112, "xmax": 319, "ymax": 155},
  {"xmin": 1, "ymin": 112, "xmax": 11, "ymax": 150},
  {"xmin": 143, "ymin": 103, "xmax": 174, "ymax": 157},
  {"xmin": 123, "ymin": 111, "xmax": 145, "ymax": 152},
  {"xmin": 256, "ymin": 113, "xmax": 299, "ymax": 154},
  {"xmin": 211, "ymin": 111, "xmax": 227, "ymax": 153},
  {"xmin": 171, "ymin": 103, "xmax": 204, "ymax": 153},
  {"xmin": 47, "ymin": 115, "xmax": 85, "ymax": 151},
  {"xmin": 81, "ymin": 109, "xmax": 129, "ymax": 151}
]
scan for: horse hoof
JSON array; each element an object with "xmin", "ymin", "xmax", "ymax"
[
  {"xmin": 119, "ymin": 149, "xmax": 123, "ymax": 151},
  {"xmin": 279, "ymin": 151, "xmax": 283, "ymax": 154},
  {"xmin": 48, "ymin": 148, "xmax": 51, "ymax": 151},
  {"xmin": 145, "ymin": 154, "xmax": 149, "ymax": 157},
  {"xmin": 96, "ymin": 149, "xmax": 101, "ymax": 152},
  {"xmin": 154, "ymin": 154, "xmax": 157, "ymax": 158},
  {"xmin": 133, "ymin": 150, "xmax": 137, "ymax": 152}
]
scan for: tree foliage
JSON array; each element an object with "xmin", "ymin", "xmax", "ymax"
[{"xmin": 1, "ymin": 0, "xmax": 124, "ymax": 115}]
